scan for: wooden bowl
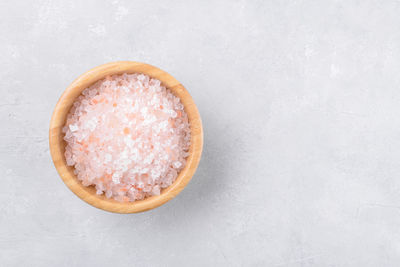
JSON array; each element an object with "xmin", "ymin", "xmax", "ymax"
[{"xmin": 49, "ymin": 61, "xmax": 203, "ymax": 213}]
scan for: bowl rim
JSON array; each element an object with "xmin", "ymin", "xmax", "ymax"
[{"xmin": 49, "ymin": 61, "xmax": 203, "ymax": 213}]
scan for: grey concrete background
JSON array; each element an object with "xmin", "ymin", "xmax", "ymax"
[{"xmin": 1, "ymin": 0, "xmax": 400, "ymax": 266}]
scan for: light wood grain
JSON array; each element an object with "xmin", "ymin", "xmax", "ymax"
[{"xmin": 49, "ymin": 61, "xmax": 203, "ymax": 213}]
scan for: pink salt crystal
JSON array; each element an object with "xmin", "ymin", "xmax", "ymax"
[{"xmin": 62, "ymin": 73, "xmax": 191, "ymax": 202}]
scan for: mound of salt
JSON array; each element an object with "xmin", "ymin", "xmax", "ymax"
[{"xmin": 62, "ymin": 73, "xmax": 191, "ymax": 202}]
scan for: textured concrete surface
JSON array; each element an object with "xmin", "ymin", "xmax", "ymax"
[{"xmin": 2, "ymin": 0, "xmax": 400, "ymax": 266}]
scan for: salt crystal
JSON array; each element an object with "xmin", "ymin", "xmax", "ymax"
[
  {"xmin": 173, "ymin": 161, "xmax": 182, "ymax": 169},
  {"xmin": 152, "ymin": 185, "xmax": 160, "ymax": 195},
  {"xmin": 66, "ymin": 157, "xmax": 75, "ymax": 166},
  {"xmin": 63, "ymin": 73, "xmax": 191, "ymax": 202},
  {"xmin": 112, "ymin": 173, "xmax": 121, "ymax": 184},
  {"xmin": 69, "ymin": 124, "xmax": 79, "ymax": 132},
  {"xmin": 104, "ymin": 154, "xmax": 112, "ymax": 163}
]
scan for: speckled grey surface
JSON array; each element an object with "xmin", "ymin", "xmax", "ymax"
[{"xmin": 2, "ymin": 0, "xmax": 400, "ymax": 266}]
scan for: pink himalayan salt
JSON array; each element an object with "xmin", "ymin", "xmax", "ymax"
[{"xmin": 62, "ymin": 73, "xmax": 191, "ymax": 202}]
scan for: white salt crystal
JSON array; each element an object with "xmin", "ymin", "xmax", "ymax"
[
  {"xmin": 140, "ymin": 107, "xmax": 148, "ymax": 115},
  {"xmin": 151, "ymin": 169, "xmax": 160, "ymax": 179},
  {"xmin": 143, "ymin": 154, "xmax": 154, "ymax": 164},
  {"xmin": 151, "ymin": 185, "xmax": 160, "ymax": 195},
  {"xmin": 152, "ymin": 79, "xmax": 161, "ymax": 87},
  {"xmin": 112, "ymin": 173, "xmax": 121, "ymax": 184},
  {"xmin": 69, "ymin": 124, "xmax": 79, "ymax": 132},
  {"xmin": 104, "ymin": 154, "xmax": 112, "ymax": 163},
  {"xmin": 173, "ymin": 161, "xmax": 182, "ymax": 169},
  {"xmin": 140, "ymin": 168, "xmax": 149, "ymax": 174}
]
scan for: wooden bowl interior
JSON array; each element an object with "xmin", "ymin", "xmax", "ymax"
[{"xmin": 49, "ymin": 62, "xmax": 203, "ymax": 213}]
